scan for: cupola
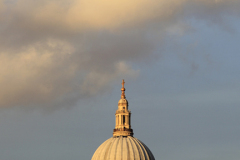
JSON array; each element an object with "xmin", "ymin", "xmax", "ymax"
[{"xmin": 113, "ymin": 79, "xmax": 133, "ymax": 137}]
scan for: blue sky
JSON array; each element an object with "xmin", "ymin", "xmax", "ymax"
[{"xmin": 0, "ymin": 0, "xmax": 240, "ymax": 159}]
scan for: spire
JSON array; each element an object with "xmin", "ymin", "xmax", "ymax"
[
  {"xmin": 121, "ymin": 79, "xmax": 125, "ymax": 99},
  {"xmin": 113, "ymin": 80, "xmax": 133, "ymax": 137}
]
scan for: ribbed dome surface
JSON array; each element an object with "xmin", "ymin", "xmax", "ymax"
[{"xmin": 91, "ymin": 136, "xmax": 155, "ymax": 160}]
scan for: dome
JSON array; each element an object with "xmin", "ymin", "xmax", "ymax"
[
  {"xmin": 118, "ymin": 98, "xmax": 128, "ymax": 104},
  {"xmin": 91, "ymin": 80, "xmax": 155, "ymax": 160},
  {"xmin": 92, "ymin": 136, "xmax": 155, "ymax": 160}
]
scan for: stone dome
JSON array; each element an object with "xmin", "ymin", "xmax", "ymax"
[
  {"xmin": 91, "ymin": 136, "xmax": 155, "ymax": 160},
  {"xmin": 91, "ymin": 80, "xmax": 155, "ymax": 160},
  {"xmin": 118, "ymin": 98, "xmax": 128, "ymax": 104}
]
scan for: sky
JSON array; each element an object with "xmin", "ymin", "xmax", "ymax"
[{"xmin": 0, "ymin": 0, "xmax": 240, "ymax": 159}]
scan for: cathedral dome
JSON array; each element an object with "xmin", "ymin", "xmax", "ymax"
[
  {"xmin": 91, "ymin": 80, "xmax": 155, "ymax": 160},
  {"xmin": 92, "ymin": 136, "xmax": 155, "ymax": 160}
]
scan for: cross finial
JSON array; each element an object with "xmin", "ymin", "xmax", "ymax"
[
  {"xmin": 121, "ymin": 79, "xmax": 126, "ymax": 99},
  {"xmin": 122, "ymin": 79, "xmax": 125, "ymax": 88}
]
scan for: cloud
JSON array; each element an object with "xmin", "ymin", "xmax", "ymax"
[
  {"xmin": 0, "ymin": 38, "xmax": 141, "ymax": 107},
  {"xmin": 0, "ymin": 39, "xmax": 75, "ymax": 107},
  {"xmin": 0, "ymin": 0, "xmax": 239, "ymax": 108}
]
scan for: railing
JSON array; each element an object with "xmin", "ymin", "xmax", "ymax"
[
  {"xmin": 113, "ymin": 128, "xmax": 133, "ymax": 132},
  {"xmin": 116, "ymin": 110, "xmax": 129, "ymax": 113}
]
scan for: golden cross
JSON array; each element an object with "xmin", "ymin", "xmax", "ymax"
[{"xmin": 122, "ymin": 79, "xmax": 125, "ymax": 88}]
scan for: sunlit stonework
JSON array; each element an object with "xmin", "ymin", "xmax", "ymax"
[
  {"xmin": 91, "ymin": 80, "xmax": 155, "ymax": 160},
  {"xmin": 113, "ymin": 79, "xmax": 133, "ymax": 137}
]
